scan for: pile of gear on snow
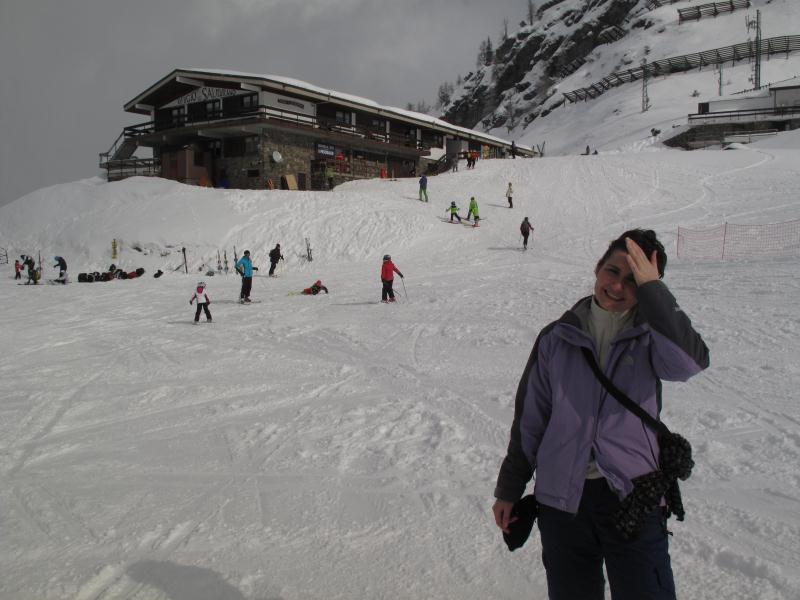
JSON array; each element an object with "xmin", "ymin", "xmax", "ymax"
[{"xmin": 77, "ymin": 264, "xmax": 146, "ymax": 282}]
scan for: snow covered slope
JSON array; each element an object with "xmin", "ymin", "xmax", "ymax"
[{"xmin": 2, "ymin": 137, "xmax": 800, "ymax": 599}]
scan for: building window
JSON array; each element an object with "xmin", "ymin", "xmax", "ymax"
[
  {"xmin": 247, "ymin": 169, "xmax": 260, "ymax": 178},
  {"xmin": 170, "ymin": 106, "xmax": 186, "ymax": 126},
  {"xmin": 193, "ymin": 149, "xmax": 204, "ymax": 166},
  {"xmin": 335, "ymin": 110, "xmax": 350, "ymax": 125},
  {"xmin": 244, "ymin": 136, "xmax": 260, "ymax": 155},
  {"xmin": 242, "ymin": 94, "xmax": 258, "ymax": 110},
  {"xmin": 209, "ymin": 140, "xmax": 222, "ymax": 158},
  {"xmin": 205, "ymin": 99, "xmax": 221, "ymax": 118}
]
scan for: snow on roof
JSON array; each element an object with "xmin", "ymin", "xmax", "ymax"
[{"xmin": 185, "ymin": 68, "xmax": 531, "ymax": 151}]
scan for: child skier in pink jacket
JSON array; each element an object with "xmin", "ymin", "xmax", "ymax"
[{"xmin": 190, "ymin": 281, "xmax": 212, "ymax": 323}]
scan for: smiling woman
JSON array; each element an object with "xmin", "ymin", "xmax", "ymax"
[{"xmin": 493, "ymin": 228, "xmax": 709, "ymax": 600}]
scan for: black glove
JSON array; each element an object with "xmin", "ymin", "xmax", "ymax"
[{"xmin": 503, "ymin": 495, "xmax": 539, "ymax": 552}]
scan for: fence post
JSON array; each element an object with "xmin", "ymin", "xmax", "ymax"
[{"xmin": 721, "ymin": 222, "xmax": 728, "ymax": 260}]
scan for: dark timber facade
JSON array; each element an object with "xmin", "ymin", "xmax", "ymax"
[{"xmin": 100, "ymin": 69, "xmax": 532, "ymax": 190}]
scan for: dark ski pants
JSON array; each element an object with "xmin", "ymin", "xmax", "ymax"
[
  {"xmin": 450, "ymin": 213, "xmax": 461, "ymax": 223},
  {"xmin": 522, "ymin": 233, "xmax": 529, "ymax": 249},
  {"xmin": 269, "ymin": 261, "xmax": 278, "ymax": 276},
  {"xmin": 240, "ymin": 276, "xmax": 252, "ymax": 300},
  {"xmin": 15, "ymin": 271, "xmax": 21, "ymax": 279},
  {"xmin": 194, "ymin": 303, "xmax": 212, "ymax": 321},
  {"xmin": 381, "ymin": 279, "xmax": 395, "ymax": 301},
  {"xmin": 537, "ymin": 478, "xmax": 676, "ymax": 600}
]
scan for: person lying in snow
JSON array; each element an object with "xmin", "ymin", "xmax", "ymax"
[{"xmin": 301, "ymin": 280, "xmax": 328, "ymax": 295}]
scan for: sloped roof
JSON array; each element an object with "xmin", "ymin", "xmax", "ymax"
[{"xmin": 124, "ymin": 68, "xmax": 531, "ymax": 152}]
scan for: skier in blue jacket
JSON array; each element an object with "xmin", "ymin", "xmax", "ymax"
[
  {"xmin": 493, "ymin": 229, "xmax": 709, "ymax": 600},
  {"xmin": 235, "ymin": 250, "xmax": 257, "ymax": 303}
]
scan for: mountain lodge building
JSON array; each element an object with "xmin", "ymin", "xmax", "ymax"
[{"xmin": 100, "ymin": 68, "xmax": 531, "ymax": 191}]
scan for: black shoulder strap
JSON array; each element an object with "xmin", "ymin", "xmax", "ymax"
[{"xmin": 580, "ymin": 347, "xmax": 671, "ymax": 437}]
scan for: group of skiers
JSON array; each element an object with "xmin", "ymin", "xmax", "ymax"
[{"xmin": 15, "ymin": 255, "xmax": 68, "ymax": 284}]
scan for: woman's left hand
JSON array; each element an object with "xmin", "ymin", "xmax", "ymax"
[{"xmin": 625, "ymin": 237, "xmax": 660, "ymax": 286}]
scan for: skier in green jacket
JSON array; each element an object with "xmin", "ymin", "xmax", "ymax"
[
  {"xmin": 466, "ymin": 196, "xmax": 480, "ymax": 227},
  {"xmin": 445, "ymin": 201, "xmax": 462, "ymax": 223}
]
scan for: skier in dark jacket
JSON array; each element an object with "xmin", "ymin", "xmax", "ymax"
[
  {"xmin": 268, "ymin": 244, "xmax": 284, "ymax": 277},
  {"xmin": 53, "ymin": 256, "xmax": 68, "ymax": 283},
  {"xmin": 22, "ymin": 255, "xmax": 37, "ymax": 285},
  {"xmin": 520, "ymin": 217, "xmax": 533, "ymax": 250},
  {"xmin": 418, "ymin": 175, "xmax": 429, "ymax": 202},
  {"xmin": 492, "ymin": 229, "xmax": 709, "ymax": 600}
]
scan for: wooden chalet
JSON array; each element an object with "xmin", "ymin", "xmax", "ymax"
[{"xmin": 100, "ymin": 68, "xmax": 533, "ymax": 191}]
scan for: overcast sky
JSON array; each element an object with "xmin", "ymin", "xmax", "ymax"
[{"xmin": 0, "ymin": 0, "xmax": 531, "ymax": 207}]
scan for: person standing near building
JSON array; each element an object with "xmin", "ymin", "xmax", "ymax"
[
  {"xmin": 506, "ymin": 182, "xmax": 514, "ymax": 209},
  {"xmin": 492, "ymin": 229, "xmax": 709, "ymax": 600},
  {"xmin": 520, "ymin": 217, "xmax": 533, "ymax": 250},
  {"xmin": 268, "ymin": 243, "xmax": 284, "ymax": 277},
  {"xmin": 451, "ymin": 154, "xmax": 459, "ymax": 173},
  {"xmin": 325, "ymin": 165, "xmax": 335, "ymax": 190},
  {"xmin": 511, "ymin": 140, "xmax": 517, "ymax": 159},
  {"xmin": 235, "ymin": 250, "xmax": 257, "ymax": 303},
  {"xmin": 189, "ymin": 281, "xmax": 212, "ymax": 323},
  {"xmin": 419, "ymin": 174, "xmax": 429, "ymax": 202},
  {"xmin": 380, "ymin": 254, "xmax": 404, "ymax": 303}
]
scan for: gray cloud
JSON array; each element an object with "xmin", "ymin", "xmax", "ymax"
[{"xmin": 0, "ymin": 0, "xmax": 528, "ymax": 206}]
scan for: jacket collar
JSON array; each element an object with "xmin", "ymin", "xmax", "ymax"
[{"xmin": 554, "ymin": 295, "xmax": 650, "ymax": 347}]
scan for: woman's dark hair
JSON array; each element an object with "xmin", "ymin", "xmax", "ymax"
[{"xmin": 596, "ymin": 229, "xmax": 667, "ymax": 278}]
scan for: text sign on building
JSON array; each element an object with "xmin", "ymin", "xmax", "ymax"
[
  {"xmin": 262, "ymin": 91, "xmax": 316, "ymax": 117},
  {"xmin": 164, "ymin": 87, "xmax": 243, "ymax": 108},
  {"xmin": 316, "ymin": 143, "xmax": 336, "ymax": 158}
]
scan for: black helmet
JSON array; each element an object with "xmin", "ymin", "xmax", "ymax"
[
  {"xmin": 244, "ymin": 250, "xmax": 250, "ymax": 256},
  {"xmin": 383, "ymin": 254, "xmax": 391, "ymax": 261}
]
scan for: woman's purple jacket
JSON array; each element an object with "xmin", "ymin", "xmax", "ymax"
[{"xmin": 494, "ymin": 280, "xmax": 709, "ymax": 514}]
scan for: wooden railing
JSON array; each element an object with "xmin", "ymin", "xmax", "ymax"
[{"xmin": 136, "ymin": 105, "xmax": 431, "ymax": 152}]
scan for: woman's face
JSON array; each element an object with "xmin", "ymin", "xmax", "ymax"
[{"xmin": 594, "ymin": 250, "xmax": 638, "ymax": 313}]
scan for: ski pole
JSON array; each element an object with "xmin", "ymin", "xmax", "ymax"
[{"xmin": 400, "ymin": 277, "xmax": 408, "ymax": 300}]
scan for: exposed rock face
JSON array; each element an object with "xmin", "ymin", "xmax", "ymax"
[{"xmin": 441, "ymin": 0, "xmax": 641, "ymax": 132}]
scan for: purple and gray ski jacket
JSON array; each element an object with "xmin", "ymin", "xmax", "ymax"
[{"xmin": 494, "ymin": 280, "xmax": 709, "ymax": 514}]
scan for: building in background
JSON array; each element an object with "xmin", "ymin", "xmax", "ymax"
[{"xmin": 100, "ymin": 69, "xmax": 533, "ymax": 190}]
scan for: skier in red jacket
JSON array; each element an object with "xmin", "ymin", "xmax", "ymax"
[{"xmin": 380, "ymin": 255, "xmax": 403, "ymax": 303}]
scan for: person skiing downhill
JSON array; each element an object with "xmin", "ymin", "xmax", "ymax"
[
  {"xmin": 189, "ymin": 281, "xmax": 212, "ymax": 323},
  {"xmin": 268, "ymin": 243, "xmax": 284, "ymax": 277},
  {"xmin": 520, "ymin": 217, "xmax": 533, "ymax": 250},
  {"xmin": 506, "ymin": 183, "xmax": 514, "ymax": 209},
  {"xmin": 380, "ymin": 255, "xmax": 404, "ymax": 303},
  {"xmin": 235, "ymin": 250, "xmax": 257, "ymax": 303},
  {"xmin": 446, "ymin": 201, "xmax": 462, "ymax": 223}
]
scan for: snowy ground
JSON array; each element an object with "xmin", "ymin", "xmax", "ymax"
[{"xmin": 2, "ymin": 139, "xmax": 800, "ymax": 599}]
